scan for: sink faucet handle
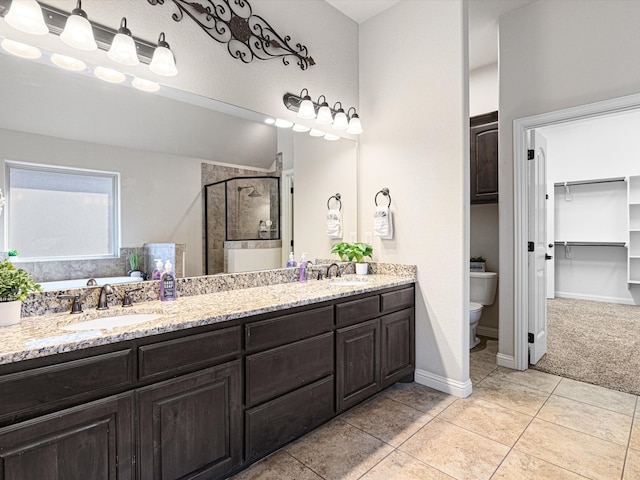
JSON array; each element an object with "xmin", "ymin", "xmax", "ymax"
[
  {"xmin": 122, "ymin": 287, "xmax": 143, "ymax": 307},
  {"xmin": 57, "ymin": 294, "xmax": 84, "ymax": 314}
]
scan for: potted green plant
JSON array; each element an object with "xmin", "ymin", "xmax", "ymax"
[
  {"xmin": 0, "ymin": 258, "xmax": 41, "ymax": 326},
  {"xmin": 470, "ymin": 256, "xmax": 486, "ymax": 272},
  {"xmin": 331, "ymin": 242, "xmax": 373, "ymax": 275}
]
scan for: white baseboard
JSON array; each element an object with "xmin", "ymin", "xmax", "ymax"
[
  {"xmin": 496, "ymin": 353, "xmax": 517, "ymax": 369},
  {"xmin": 415, "ymin": 368, "xmax": 472, "ymax": 398},
  {"xmin": 555, "ymin": 291, "xmax": 636, "ymax": 305},
  {"xmin": 476, "ymin": 326, "xmax": 498, "ymax": 338}
]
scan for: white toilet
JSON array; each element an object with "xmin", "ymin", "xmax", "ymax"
[{"xmin": 469, "ymin": 271, "xmax": 498, "ymax": 348}]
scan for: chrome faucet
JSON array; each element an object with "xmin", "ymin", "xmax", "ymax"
[
  {"xmin": 327, "ymin": 263, "xmax": 341, "ymax": 279},
  {"xmin": 97, "ymin": 284, "xmax": 113, "ymax": 310}
]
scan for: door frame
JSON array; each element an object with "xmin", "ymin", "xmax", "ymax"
[{"xmin": 512, "ymin": 92, "xmax": 640, "ymax": 370}]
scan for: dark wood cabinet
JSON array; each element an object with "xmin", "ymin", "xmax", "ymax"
[
  {"xmin": 0, "ymin": 392, "xmax": 134, "ymax": 480},
  {"xmin": 137, "ymin": 360, "xmax": 242, "ymax": 480},
  {"xmin": 381, "ymin": 308, "xmax": 415, "ymax": 388},
  {"xmin": 470, "ymin": 111, "xmax": 499, "ymax": 204}
]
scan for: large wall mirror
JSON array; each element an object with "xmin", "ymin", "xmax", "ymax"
[{"xmin": 0, "ymin": 48, "xmax": 358, "ymax": 284}]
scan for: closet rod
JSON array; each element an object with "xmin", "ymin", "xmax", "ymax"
[
  {"xmin": 554, "ymin": 241, "xmax": 627, "ymax": 247},
  {"xmin": 553, "ymin": 177, "xmax": 626, "ymax": 188}
]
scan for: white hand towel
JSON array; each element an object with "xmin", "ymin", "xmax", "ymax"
[
  {"xmin": 326, "ymin": 209, "xmax": 343, "ymax": 238},
  {"xmin": 374, "ymin": 206, "xmax": 393, "ymax": 239}
]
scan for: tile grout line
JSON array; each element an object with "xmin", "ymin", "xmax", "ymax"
[{"xmin": 621, "ymin": 396, "xmax": 640, "ymax": 480}]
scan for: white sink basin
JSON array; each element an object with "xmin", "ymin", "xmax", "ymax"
[
  {"xmin": 60, "ymin": 313, "xmax": 163, "ymax": 332},
  {"xmin": 329, "ymin": 280, "xmax": 368, "ymax": 286}
]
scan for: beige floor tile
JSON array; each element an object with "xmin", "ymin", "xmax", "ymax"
[
  {"xmin": 515, "ymin": 419, "xmax": 626, "ymax": 480},
  {"xmin": 625, "ymin": 448, "xmax": 640, "ymax": 480},
  {"xmin": 359, "ymin": 450, "xmax": 454, "ymax": 480},
  {"xmin": 340, "ymin": 395, "xmax": 433, "ymax": 447},
  {"xmin": 380, "ymin": 382, "xmax": 457, "ymax": 416},
  {"xmin": 437, "ymin": 397, "xmax": 532, "ymax": 446},
  {"xmin": 472, "ymin": 375, "xmax": 550, "ymax": 416},
  {"xmin": 284, "ymin": 418, "xmax": 393, "ymax": 480},
  {"xmin": 470, "ymin": 359, "xmax": 498, "ymax": 384},
  {"xmin": 399, "ymin": 418, "xmax": 510, "ymax": 480},
  {"xmin": 554, "ymin": 378, "xmax": 637, "ymax": 416},
  {"xmin": 229, "ymin": 451, "xmax": 322, "ymax": 480},
  {"xmin": 631, "ymin": 417, "xmax": 640, "ymax": 452},
  {"xmin": 490, "ymin": 366, "xmax": 562, "ymax": 393},
  {"xmin": 492, "ymin": 450, "xmax": 586, "ymax": 480},
  {"xmin": 538, "ymin": 395, "xmax": 633, "ymax": 446}
]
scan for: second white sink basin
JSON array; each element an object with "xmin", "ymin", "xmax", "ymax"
[{"xmin": 60, "ymin": 313, "xmax": 163, "ymax": 332}]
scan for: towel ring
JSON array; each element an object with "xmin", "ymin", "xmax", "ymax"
[
  {"xmin": 375, "ymin": 188, "xmax": 391, "ymax": 207},
  {"xmin": 327, "ymin": 193, "xmax": 342, "ymax": 211}
]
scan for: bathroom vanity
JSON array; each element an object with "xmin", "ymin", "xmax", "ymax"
[{"xmin": 0, "ymin": 274, "xmax": 415, "ymax": 479}]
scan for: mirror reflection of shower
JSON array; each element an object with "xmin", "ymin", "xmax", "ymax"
[{"xmin": 238, "ymin": 185, "xmax": 262, "ymax": 198}]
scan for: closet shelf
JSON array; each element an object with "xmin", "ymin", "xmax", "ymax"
[
  {"xmin": 553, "ymin": 177, "xmax": 626, "ymax": 188},
  {"xmin": 554, "ymin": 241, "xmax": 627, "ymax": 247}
]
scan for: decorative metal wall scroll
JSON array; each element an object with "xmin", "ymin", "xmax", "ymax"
[{"xmin": 147, "ymin": 0, "xmax": 315, "ymax": 70}]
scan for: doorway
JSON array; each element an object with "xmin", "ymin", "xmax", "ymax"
[{"xmin": 513, "ymin": 92, "xmax": 640, "ymax": 371}]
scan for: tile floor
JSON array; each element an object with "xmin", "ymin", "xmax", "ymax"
[{"xmin": 230, "ymin": 338, "xmax": 640, "ymax": 480}]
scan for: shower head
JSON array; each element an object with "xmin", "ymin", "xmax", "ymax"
[{"xmin": 238, "ymin": 185, "xmax": 261, "ymax": 197}]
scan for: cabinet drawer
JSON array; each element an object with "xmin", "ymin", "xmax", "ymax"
[
  {"xmin": 139, "ymin": 326, "xmax": 240, "ymax": 381},
  {"xmin": 245, "ymin": 375, "xmax": 334, "ymax": 461},
  {"xmin": 380, "ymin": 286, "xmax": 414, "ymax": 314},
  {"xmin": 335, "ymin": 295, "xmax": 379, "ymax": 327},
  {"xmin": 246, "ymin": 332, "xmax": 334, "ymax": 407},
  {"xmin": 0, "ymin": 349, "xmax": 134, "ymax": 423},
  {"xmin": 245, "ymin": 306, "xmax": 333, "ymax": 353}
]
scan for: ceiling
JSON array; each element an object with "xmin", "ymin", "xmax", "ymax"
[{"xmin": 325, "ymin": 0, "xmax": 537, "ymax": 70}]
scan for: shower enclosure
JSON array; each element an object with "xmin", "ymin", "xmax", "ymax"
[{"xmin": 204, "ymin": 176, "xmax": 281, "ymax": 274}]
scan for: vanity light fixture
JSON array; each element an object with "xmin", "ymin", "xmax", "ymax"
[
  {"xmin": 1, "ymin": 38, "xmax": 41, "ymax": 58},
  {"xmin": 50, "ymin": 52, "xmax": 86, "ymax": 71},
  {"xmin": 292, "ymin": 124, "xmax": 311, "ymax": 133},
  {"xmin": 283, "ymin": 91, "xmax": 363, "ymax": 134},
  {"xmin": 4, "ymin": 0, "xmax": 48, "ymax": 35},
  {"xmin": 324, "ymin": 133, "xmax": 340, "ymax": 141},
  {"xmin": 274, "ymin": 118, "xmax": 293, "ymax": 128},
  {"xmin": 60, "ymin": 0, "xmax": 97, "ymax": 51},
  {"xmin": 149, "ymin": 32, "xmax": 177, "ymax": 76},
  {"xmin": 309, "ymin": 128, "xmax": 325, "ymax": 137},
  {"xmin": 107, "ymin": 17, "xmax": 139, "ymax": 66},
  {"xmin": 94, "ymin": 65, "xmax": 125, "ymax": 83},
  {"xmin": 132, "ymin": 77, "xmax": 160, "ymax": 92}
]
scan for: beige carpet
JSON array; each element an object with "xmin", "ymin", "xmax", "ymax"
[{"xmin": 531, "ymin": 297, "xmax": 640, "ymax": 395}]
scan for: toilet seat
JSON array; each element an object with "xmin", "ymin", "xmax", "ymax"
[{"xmin": 469, "ymin": 301, "xmax": 483, "ymax": 313}]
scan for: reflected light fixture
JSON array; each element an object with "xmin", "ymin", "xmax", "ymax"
[
  {"xmin": 107, "ymin": 17, "xmax": 139, "ymax": 66},
  {"xmin": 95, "ymin": 65, "xmax": 125, "ymax": 83},
  {"xmin": 1, "ymin": 38, "xmax": 41, "ymax": 58},
  {"xmin": 324, "ymin": 133, "xmax": 340, "ymax": 141},
  {"xmin": 51, "ymin": 53, "xmax": 86, "ymax": 71},
  {"xmin": 4, "ymin": 0, "xmax": 48, "ymax": 35},
  {"xmin": 296, "ymin": 88, "xmax": 316, "ymax": 119},
  {"xmin": 132, "ymin": 77, "xmax": 160, "ymax": 92},
  {"xmin": 292, "ymin": 124, "xmax": 311, "ymax": 133},
  {"xmin": 60, "ymin": 0, "xmax": 97, "ymax": 51},
  {"xmin": 283, "ymin": 90, "xmax": 363, "ymax": 134},
  {"xmin": 309, "ymin": 128, "xmax": 325, "ymax": 137},
  {"xmin": 149, "ymin": 32, "xmax": 177, "ymax": 76},
  {"xmin": 332, "ymin": 102, "xmax": 348, "ymax": 130},
  {"xmin": 274, "ymin": 118, "xmax": 293, "ymax": 128}
]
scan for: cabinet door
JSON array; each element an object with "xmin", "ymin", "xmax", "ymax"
[
  {"xmin": 470, "ymin": 111, "xmax": 499, "ymax": 204},
  {"xmin": 336, "ymin": 319, "xmax": 380, "ymax": 412},
  {"xmin": 381, "ymin": 308, "xmax": 415, "ymax": 388},
  {"xmin": 0, "ymin": 392, "xmax": 134, "ymax": 480},
  {"xmin": 137, "ymin": 360, "xmax": 242, "ymax": 480}
]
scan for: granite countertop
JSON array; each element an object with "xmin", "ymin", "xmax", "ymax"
[{"xmin": 1, "ymin": 274, "xmax": 415, "ymax": 366}]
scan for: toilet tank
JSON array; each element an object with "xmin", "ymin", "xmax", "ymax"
[{"xmin": 470, "ymin": 272, "xmax": 498, "ymax": 305}]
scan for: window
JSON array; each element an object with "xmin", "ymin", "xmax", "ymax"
[{"xmin": 6, "ymin": 162, "xmax": 120, "ymax": 260}]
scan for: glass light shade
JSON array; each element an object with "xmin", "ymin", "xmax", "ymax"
[
  {"xmin": 149, "ymin": 45, "xmax": 178, "ymax": 76},
  {"xmin": 1, "ymin": 39, "xmax": 41, "ymax": 58},
  {"xmin": 324, "ymin": 133, "xmax": 340, "ymax": 141},
  {"xmin": 4, "ymin": 0, "xmax": 48, "ymax": 35},
  {"xmin": 316, "ymin": 104, "xmax": 333, "ymax": 125},
  {"xmin": 292, "ymin": 124, "xmax": 311, "ymax": 133},
  {"xmin": 274, "ymin": 118, "xmax": 293, "ymax": 128},
  {"xmin": 346, "ymin": 115, "xmax": 363, "ymax": 134},
  {"xmin": 132, "ymin": 77, "xmax": 160, "ymax": 92},
  {"xmin": 297, "ymin": 98, "xmax": 316, "ymax": 119},
  {"xmin": 264, "ymin": 118, "xmax": 276, "ymax": 125},
  {"xmin": 51, "ymin": 53, "xmax": 86, "ymax": 71},
  {"xmin": 95, "ymin": 66, "xmax": 125, "ymax": 83},
  {"xmin": 332, "ymin": 110, "xmax": 349, "ymax": 130},
  {"xmin": 309, "ymin": 128, "xmax": 325, "ymax": 137},
  {"xmin": 108, "ymin": 33, "xmax": 139, "ymax": 66},
  {"xmin": 61, "ymin": 13, "xmax": 97, "ymax": 51}
]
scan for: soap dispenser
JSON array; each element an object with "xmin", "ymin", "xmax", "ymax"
[
  {"xmin": 286, "ymin": 252, "xmax": 297, "ymax": 267},
  {"xmin": 151, "ymin": 259, "xmax": 164, "ymax": 280},
  {"xmin": 160, "ymin": 260, "xmax": 177, "ymax": 301},
  {"xmin": 299, "ymin": 253, "xmax": 308, "ymax": 283}
]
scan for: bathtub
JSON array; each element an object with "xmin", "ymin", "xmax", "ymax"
[{"xmin": 39, "ymin": 276, "xmax": 142, "ymax": 291}]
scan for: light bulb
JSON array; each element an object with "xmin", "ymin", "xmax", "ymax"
[
  {"xmin": 297, "ymin": 92, "xmax": 316, "ymax": 119},
  {"xmin": 4, "ymin": 0, "xmax": 48, "ymax": 35},
  {"xmin": 60, "ymin": 1, "xmax": 97, "ymax": 51},
  {"xmin": 346, "ymin": 114, "xmax": 363, "ymax": 134},
  {"xmin": 149, "ymin": 32, "xmax": 178, "ymax": 76},
  {"xmin": 108, "ymin": 18, "xmax": 139, "ymax": 66}
]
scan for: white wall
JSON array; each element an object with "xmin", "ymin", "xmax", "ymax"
[
  {"xmin": 499, "ymin": 0, "xmax": 640, "ymax": 360},
  {"xmin": 470, "ymin": 63, "xmax": 498, "ymax": 117},
  {"xmin": 360, "ymin": 1, "xmax": 470, "ymax": 396}
]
